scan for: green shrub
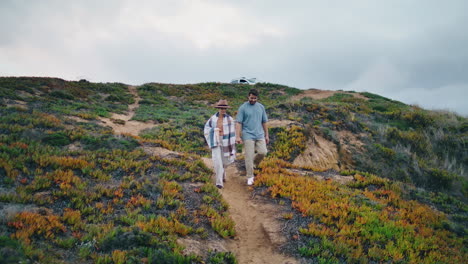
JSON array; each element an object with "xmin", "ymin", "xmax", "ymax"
[
  {"xmin": 425, "ymin": 168, "xmax": 459, "ymax": 191},
  {"xmin": 107, "ymin": 137, "xmax": 140, "ymax": 151},
  {"xmin": 373, "ymin": 144, "xmax": 396, "ymax": 160},
  {"xmin": 50, "ymin": 90, "xmax": 75, "ymax": 100},
  {"xmin": 322, "ymin": 93, "xmax": 353, "ymax": 102},
  {"xmin": 207, "ymin": 250, "xmax": 237, "ymax": 264},
  {"xmin": 55, "ymin": 237, "xmax": 77, "ymax": 249},
  {"xmin": 0, "ymin": 236, "xmax": 28, "ymax": 263},
  {"xmin": 42, "ymin": 132, "xmax": 71, "ymax": 146},
  {"xmin": 81, "ymin": 135, "xmax": 139, "ymax": 151},
  {"xmin": 98, "ymin": 227, "xmax": 153, "ymax": 252},
  {"xmin": 146, "ymin": 248, "xmax": 198, "ymax": 264}
]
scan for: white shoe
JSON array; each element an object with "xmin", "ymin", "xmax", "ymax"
[{"xmin": 247, "ymin": 177, "xmax": 254, "ymax": 186}]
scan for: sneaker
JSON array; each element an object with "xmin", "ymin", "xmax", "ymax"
[
  {"xmin": 247, "ymin": 177, "xmax": 254, "ymax": 186},
  {"xmin": 216, "ymin": 185, "xmax": 223, "ymax": 189}
]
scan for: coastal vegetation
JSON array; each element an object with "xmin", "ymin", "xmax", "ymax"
[{"xmin": 0, "ymin": 77, "xmax": 466, "ymax": 263}]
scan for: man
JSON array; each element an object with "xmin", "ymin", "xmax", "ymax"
[
  {"xmin": 235, "ymin": 89, "xmax": 269, "ymax": 186},
  {"xmin": 204, "ymin": 99, "xmax": 236, "ymax": 189}
]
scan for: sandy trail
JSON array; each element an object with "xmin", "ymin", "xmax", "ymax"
[
  {"xmin": 203, "ymin": 158, "xmax": 299, "ymax": 264},
  {"xmin": 98, "ymin": 85, "xmax": 155, "ymax": 136}
]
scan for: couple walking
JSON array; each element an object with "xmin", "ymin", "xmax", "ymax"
[{"xmin": 204, "ymin": 89, "xmax": 269, "ymax": 189}]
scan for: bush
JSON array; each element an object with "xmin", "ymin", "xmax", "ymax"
[
  {"xmin": 105, "ymin": 94, "xmax": 124, "ymax": 102},
  {"xmin": 207, "ymin": 250, "xmax": 237, "ymax": 264},
  {"xmin": 81, "ymin": 135, "xmax": 139, "ymax": 151},
  {"xmin": 50, "ymin": 90, "xmax": 75, "ymax": 100},
  {"xmin": 373, "ymin": 144, "xmax": 396, "ymax": 160},
  {"xmin": 42, "ymin": 132, "xmax": 71, "ymax": 146},
  {"xmin": 146, "ymin": 248, "xmax": 198, "ymax": 264},
  {"xmin": 107, "ymin": 137, "xmax": 140, "ymax": 151},
  {"xmin": 425, "ymin": 168, "xmax": 459, "ymax": 191},
  {"xmin": 0, "ymin": 236, "xmax": 28, "ymax": 263},
  {"xmin": 98, "ymin": 228, "xmax": 153, "ymax": 252}
]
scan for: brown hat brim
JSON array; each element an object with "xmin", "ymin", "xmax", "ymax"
[{"xmin": 214, "ymin": 99, "xmax": 231, "ymax": 108}]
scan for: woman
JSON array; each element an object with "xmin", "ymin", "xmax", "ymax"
[{"xmin": 204, "ymin": 99, "xmax": 236, "ymax": 189}]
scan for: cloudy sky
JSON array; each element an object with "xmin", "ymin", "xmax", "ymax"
[{"xmin": 1, "ymin": 0, "xmax": 467, "ymax": 116}]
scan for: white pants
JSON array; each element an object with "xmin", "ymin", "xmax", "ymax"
[
  {"xmin": 211, "ymin": 146, "xmax": 230, "ymax": 187},
  {"xmin": 244, "ymin": 139, "xmax": 267, "ymax": 178}
]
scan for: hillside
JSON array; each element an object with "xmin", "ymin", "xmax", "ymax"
[{"xmin": 0, "ymin": 77, "xmax": 467, "ymax": 263}]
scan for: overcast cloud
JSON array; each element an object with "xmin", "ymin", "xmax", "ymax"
[{"xmin": 1, "ymin": 0, "xmax": 467, "ymax": 116}]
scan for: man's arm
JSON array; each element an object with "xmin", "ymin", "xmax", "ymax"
[
  {"xmin": 235, "ymin": 122, "xmax": 243, "ymax": 144},
  {"xmin": 262, "ymin": 122, "xmax": 269, "ymax": 144}
]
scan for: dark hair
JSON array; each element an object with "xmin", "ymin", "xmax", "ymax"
[{"xmin": 248, "ymin": 89, "xmax": 259, "ymax": 97}]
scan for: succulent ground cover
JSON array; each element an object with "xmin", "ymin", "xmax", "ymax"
[
  {"xmin": 0, "ymin": 78, "xmax": 236, "ymax": 263},
  {"xmin": 256, "ymin": 125, "xmax": 466, "ymax": 263},
  {"xmin": 0, "ymin": 77, "xmax": 466, "ymax": 263}
]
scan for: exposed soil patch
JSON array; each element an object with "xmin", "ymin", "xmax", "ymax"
[
  {"xmin": 293, "ymin": 133, "xmax": 341, "ymax": 170},
  {"xmin": 98, "ymin": 85, "xmax": 155, "ymax": 136},
  {"xmin": 293, "ymin": 130, "xmax": 365, "ymax": 171},
  {"xmin": 142, "ymin": 146, "xmax": 180, "ymax": 159},
  {"xmin": 66, "ymin": 116, "xmax": 90, "ymax": 123},
  {"xmin": 287, "ymin": 168, "xmax": 355, "ymax": 185},
  {"xmin": 267, "ymin": 119, "xmax": 297, "ymax": 128},
  {"xmin": 5, "ymin": 100, "xmax": 28, "ymax": 110}
]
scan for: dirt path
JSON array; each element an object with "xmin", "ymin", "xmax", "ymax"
[
  {"xmin": 98, "ymin": 85, "xmax": 155, "ymax": 136},
  {"xmin": 218, "ymin": 162, "xmax": 299, "ymax": 264}
]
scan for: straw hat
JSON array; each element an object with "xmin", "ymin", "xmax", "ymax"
[{"xmin": 214, "ymin": 99, "xmax": 231, "ymax": 108}]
